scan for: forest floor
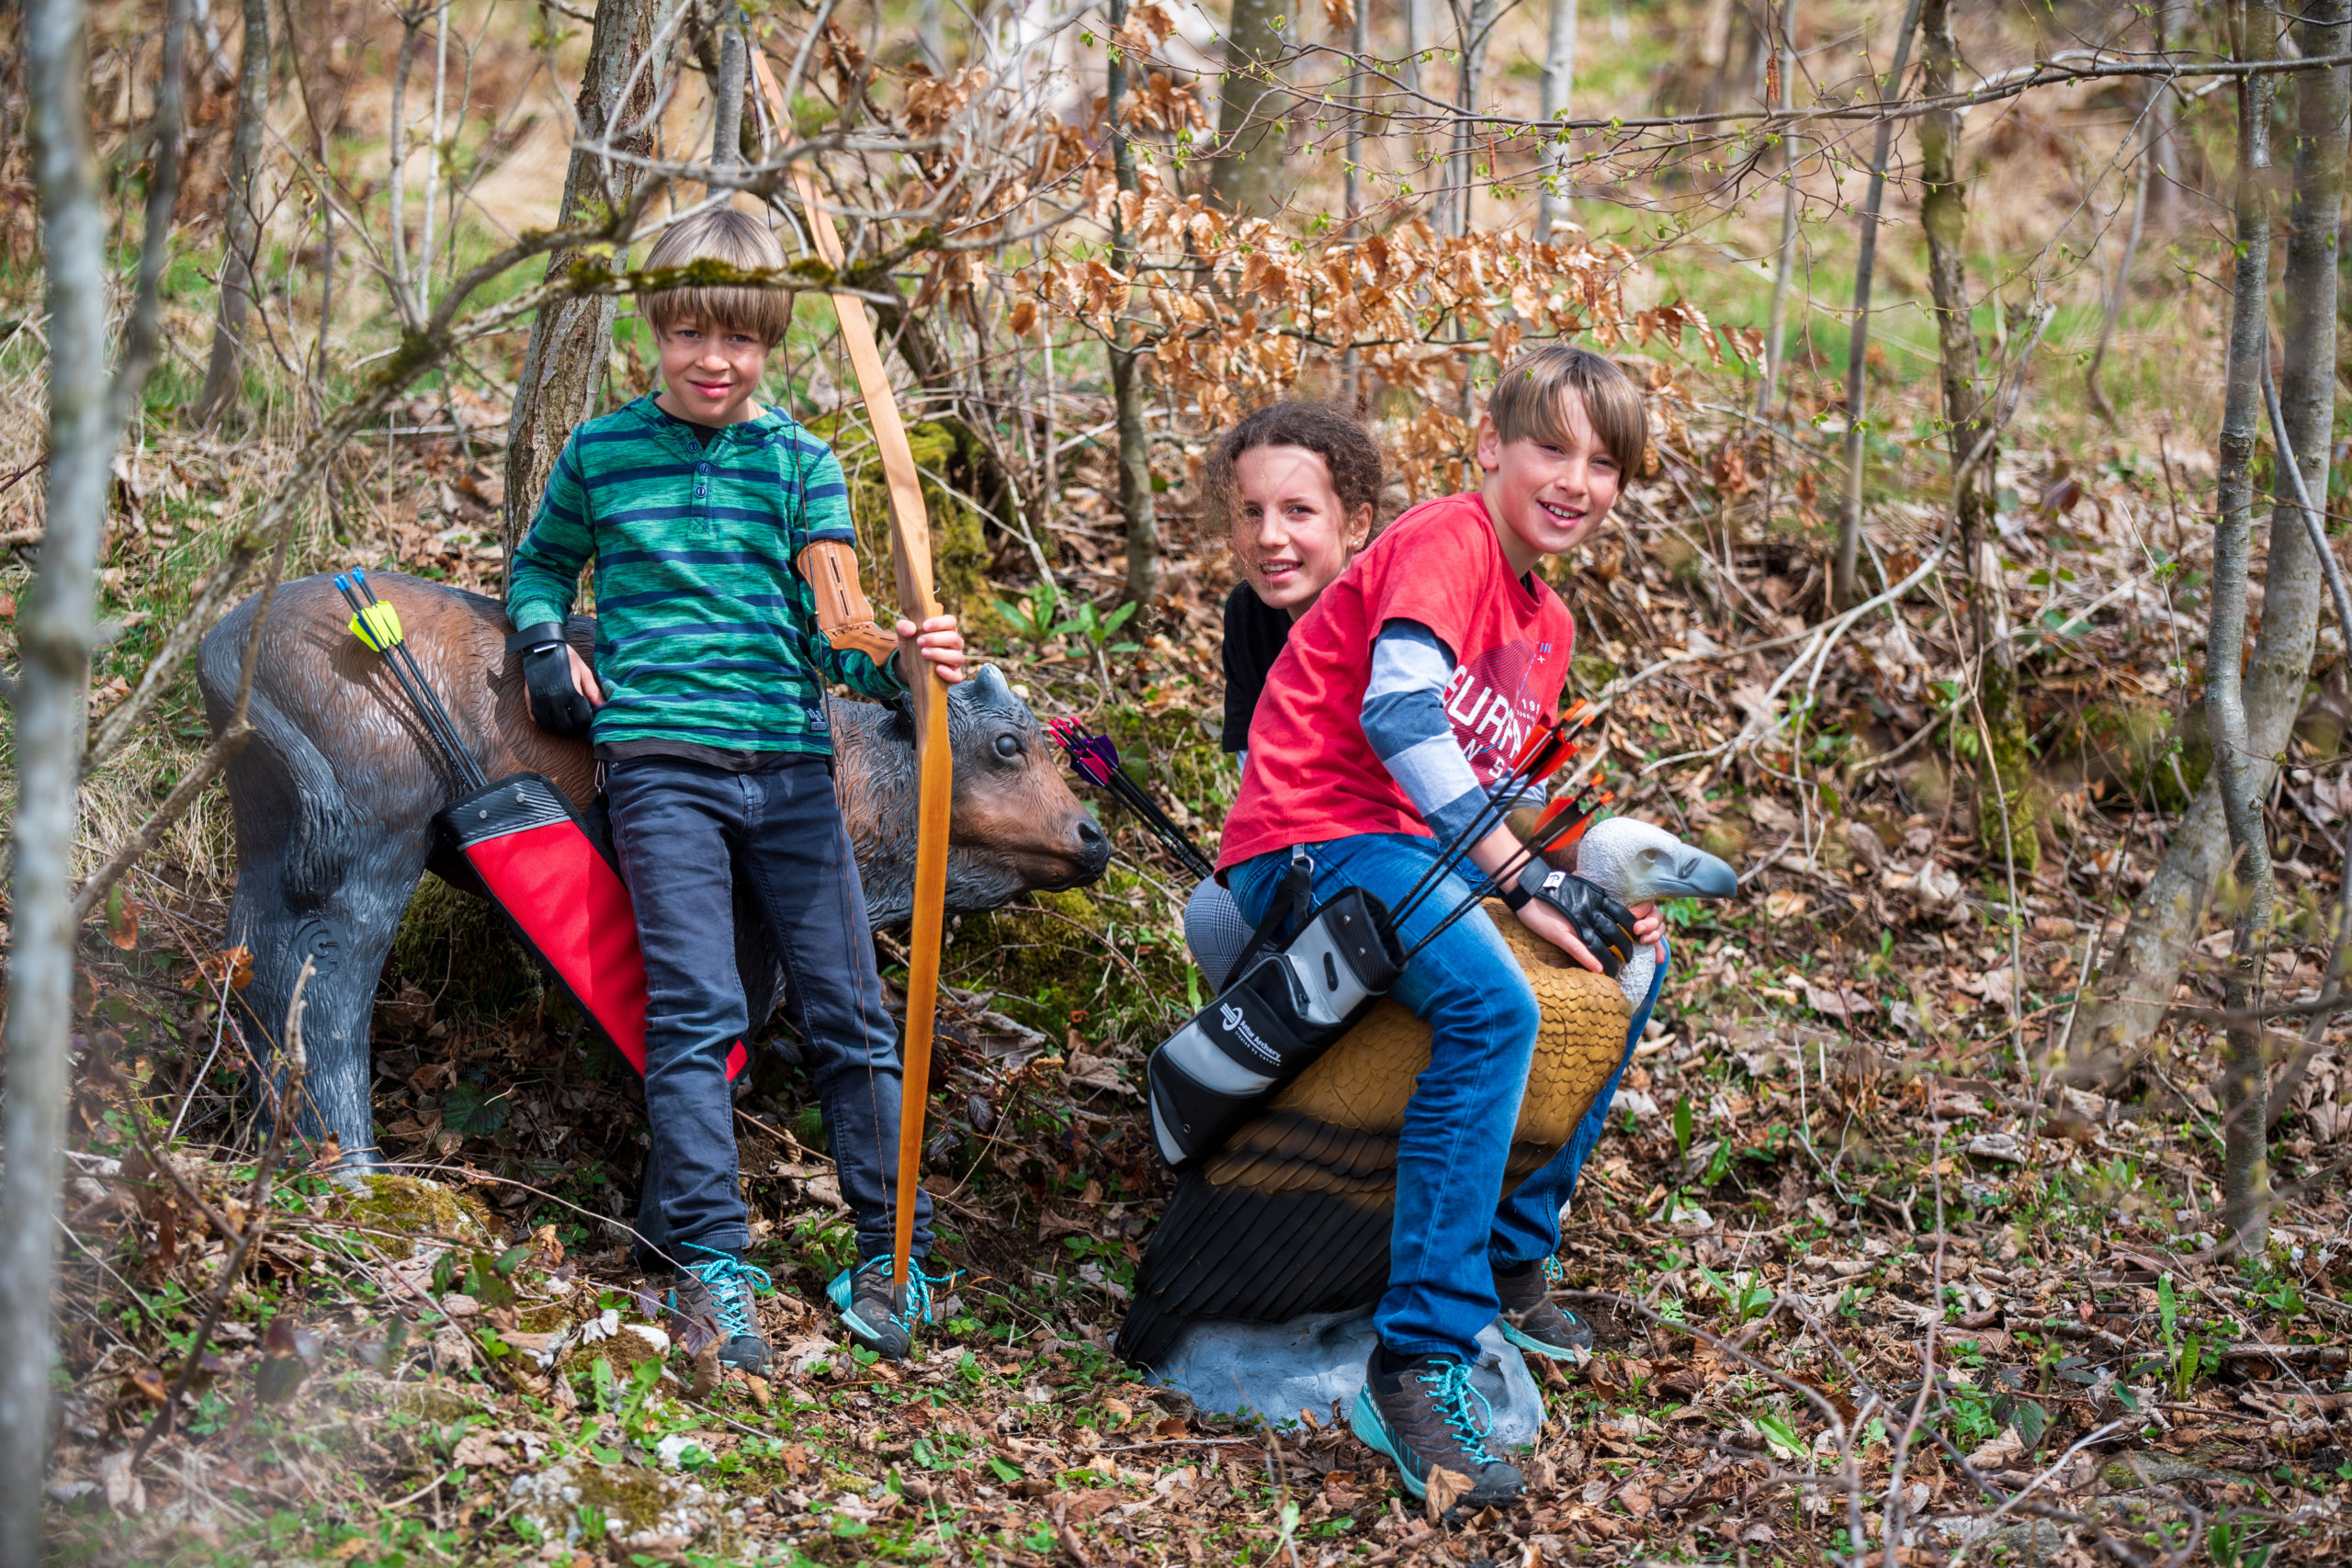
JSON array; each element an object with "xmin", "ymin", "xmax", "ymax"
[{"xmin": 17, "ymin": 372, "xmax": 2352, "ymax": 1568}]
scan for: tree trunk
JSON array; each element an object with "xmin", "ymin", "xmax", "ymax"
[
  {"xmin": 1756, "ymin": 0, "xmax": 1798, "ymax": 416},
  {"xmin": 2083, "ymin": 141, "xmax": 2149, "ymax": 429},
  {"xmin": 1918, "ymin": 0, "xmax": 2036, "ymax": 874},
  {"xmin": 2074, "ymin": 0, "xmax": 2346, "ymax": 1073},
  {"xmin": 2148, "ymin": 0, "xmax": 2188, "ymax": 225},
  {"xmin": 502, "ymin": 0, "xmax": 659, "ymax": 570},
  {"xmin": 1210, "ymin": 0, "xmax": 1290, "ymax": 217},
  {"xmin": 921, "ymin": 0, "xmax": 945, "ymax": 70},
  {"xmin": 1536, "ymin": 0, "xmax": 1575, "ymax": 239},
  {"xmin": 711, "ymin": 21, "xmax": 745, "ymax": 172},
  {"xmin": 1450, "ymin": 0, "xmax": 1504, "ymax": 238},
  {"xmin": 194, "ymin": 0, "xmax": 266, "ymax": 424},
  {"xmin": 1832, "ymin": 0, "xmax": 1920, "ymax": 608},
  {"xmin": 1109, "ymin": 0, "xmax": 1159, "ymax": 606},
  {"xmin": 1343, "ymin": 0, "xmax": 1367, "ymax": 223},
  {"xmin": 3, "ymin": 0, "xmax": 180, "ymax": 1552},
  {"xmin": 1341, "ymin": 0, "xmax": 1367, "ymax": 403},
  {"xmin": 2211, "ymin": 0, "xmax": 2279, "ymax": 1256}
]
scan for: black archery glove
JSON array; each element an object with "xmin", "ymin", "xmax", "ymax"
[
  {"xmin": 1505, "ymin": 863, "xmax": 1638, "ymax": 977},
  {"xmin": 507, "ymin": 622, "xmax": 595, "ymax": 738}
]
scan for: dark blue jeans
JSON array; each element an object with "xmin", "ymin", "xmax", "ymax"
[
  {"xmin": 1229, "ymin": 835, "xmax": 1662, "ymax": 1360},
  {"xmin": 1487, "ymin": 950, "xmax": 1662, "ymax": 1268},
  {"xmin": 606, "ymin": 754, "xmax": 931, "ymax": 1263}
]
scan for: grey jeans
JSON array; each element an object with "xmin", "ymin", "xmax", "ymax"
[{"xmin": 1182, "ymin": 875, "xmax": 1258, "ymax": 993}]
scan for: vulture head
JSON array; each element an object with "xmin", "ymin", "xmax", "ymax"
[{"xmin": 1567, "ymin": 814, "xmax": 1739, "ymax": 1004}]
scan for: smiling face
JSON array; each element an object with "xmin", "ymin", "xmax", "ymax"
[
  {"xmin": 652, "ymin": 316, "xmax": 773, "ymax": 426},
  {"xmin": 1231, "ymin": 445, "xmax": 1374, "ymax": 618},
  {"xmin": 1476, "ymin": 391, "xmax": 1624, "ymax": 577}
]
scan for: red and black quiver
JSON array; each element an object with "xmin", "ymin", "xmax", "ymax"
[{"xmin": 336, "ymin": 571, "xmax": 745, "ymax": 1084}]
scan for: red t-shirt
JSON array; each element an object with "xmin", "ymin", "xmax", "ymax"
[{"xmin": 1216, "ymin": 491, "xmax": 1577, "ymax": 873}]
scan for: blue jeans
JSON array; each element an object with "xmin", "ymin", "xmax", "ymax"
[
  {"xmin": 1229, "ymin": 835, "xmax": 1663, "ymax": 1361},
  {"xmin": 1487, "ymin": 950, "xmax": 1662, "ymax": 1269},
  {"xmin": 606, "ymin": 754, "xmax": 931, "ymax": 1262}
]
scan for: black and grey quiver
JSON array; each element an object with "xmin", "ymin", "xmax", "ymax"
[{"xmin": 1148, "ymin": 853, "xmax": 1402, "ymax": 1168}]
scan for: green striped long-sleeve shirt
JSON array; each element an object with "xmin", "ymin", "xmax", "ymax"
[{"xmin": 505, "ymin": 397, "xmax": 904, "ymax": 760}]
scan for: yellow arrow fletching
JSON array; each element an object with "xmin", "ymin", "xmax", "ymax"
[{"xmin": 348, "ymin": 602, "xmax": 404, "ymax": 651}]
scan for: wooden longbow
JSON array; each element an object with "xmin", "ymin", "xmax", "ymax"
[{"xmin": 753, "ymin": 55, "xmax": 950, "ymax": 1312}]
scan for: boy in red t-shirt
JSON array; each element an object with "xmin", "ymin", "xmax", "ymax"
[{"xmin": 1217, "ymin": 345, "xmax": 1663, "ymax": 1507}]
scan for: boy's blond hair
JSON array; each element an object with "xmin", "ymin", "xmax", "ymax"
[
  {"xmin": 642, "ymin": 209, "xmax": 793, "ymax": 344},
  {"xmin": 1487, "ymin": 344, "xmax": 1647, "ymax": 478}
]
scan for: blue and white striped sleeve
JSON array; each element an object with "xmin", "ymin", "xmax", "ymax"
[{"xmin": 1362, "ymin": 620, "xmax": 1491, "ymax": 842}]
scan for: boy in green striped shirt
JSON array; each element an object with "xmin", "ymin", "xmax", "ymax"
[{"xmin": 506, "ymin": 209, "xmax": 966, "ymax": 1371}]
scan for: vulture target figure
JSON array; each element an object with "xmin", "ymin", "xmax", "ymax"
[{"xmin": 1119, "ymin": 817, "xmax": 1737, "ymax": 1369}]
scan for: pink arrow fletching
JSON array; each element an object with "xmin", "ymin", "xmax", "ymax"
[{"xmin": 1047, "ymin": 719, "xmax": 1120, "ymax": 786}]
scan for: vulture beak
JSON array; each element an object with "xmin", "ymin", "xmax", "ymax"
[{"xmin": 1635, "ymin": 847, "xmax": 1740, "ymax": 902}]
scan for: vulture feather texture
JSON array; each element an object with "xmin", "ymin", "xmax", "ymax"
[{"xmin": 1118, "ymin": 818, "xmax": 1736, "ymax": 1369}]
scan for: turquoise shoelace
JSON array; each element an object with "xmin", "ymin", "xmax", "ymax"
[
  {"xmin": 854, "ymin": 1256, "xmax": 962, "ymax": 1327},
  {"xmin": 1541, "ymin": 1255, "xmax": 1566, "ymax": 1287},
  {"xmin": 681, "ymin": 1244, "xmax": 772, "ymax": 1341},
  {"xmin": 1417, "ymin": 1360, "xmax": 1501, "ymax": 1467}
]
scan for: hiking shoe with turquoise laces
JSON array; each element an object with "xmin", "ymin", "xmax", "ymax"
[
  {"xmin": 1493, "ymin": 1257, "xmax": 1594, "ymax": 1359},
  {"xmin": 667, "ymin": 1243, "xmax": 773, "ymax": 1374},
  {"xmin": 1351, "ymin": 1350, "xmax": 1525, "ymax": 1509},
  {"xmin": 826, "ymin": 1256, "xmax": 956, "ymax": 1361}
]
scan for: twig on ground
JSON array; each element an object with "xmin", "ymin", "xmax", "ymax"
[{"xmin": 130, "ymin": 957, "xmax": 313, "ymax": 1469}]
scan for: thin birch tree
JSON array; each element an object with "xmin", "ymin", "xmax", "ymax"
[
  {"xmin": 2, "ymin": 0, "xmax": 185, "ymax": 1554},
  {"xmin": 2075, "ymin": 0, "xmax": 2346, "ymax": 1071},
  {"xmin": 711, "ymin": 17, "xmax": 746, "ymax": 172},
  {"xmin": 1831, "ymin": 0, "xmax": 1919, "ymax": 609},
  {"xmin": 1536, "ymin": 0, "xmax": 1577, "ymax": 240},
  {"xmin": 1109, "ymin": 0, "xmax": 1160, "ymax": 606},
  {"xmin": 194, "ymin": 0, "xmax": 266, "ymax": 424},
  {"xmin": 1756, "ymin": 0, "xmax": 1798, "ymax": 416},
  {"xmin": 1918, "ymin": 0, "xmax": 2037, "ymax": 872},
  {"xmin": 2209, "ymin": 0, "xmax": 2279, "ymax": 1254}
]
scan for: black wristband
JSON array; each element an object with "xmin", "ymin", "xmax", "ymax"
[
  {"xmin": 504, "ymin": 621, "xmax": 566, "ymax": 654},
  {"xmin": 1502, "ymin": 882, "xmax": 1532, "ymax": 911}
]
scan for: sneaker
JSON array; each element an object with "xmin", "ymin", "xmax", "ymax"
[
  {"xmin": 1493, "ymin": 1258, "xmax": 1594, "ymax": 1359},
  {"xmin": 827, "ymin": 1256, "xmax": 956, "ymax": 1361},
  {"xmin": 667, "ymin": 1243, "xmax": 773, "ymax": 1374},
  {"xmin": 1350, "ymin": 1350, "xmax": 1525, "ymax": 1510}
]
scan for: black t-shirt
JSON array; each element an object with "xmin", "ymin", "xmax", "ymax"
[
  {"xmin": 660, "ymin": 410, "xmax": 726, "ymax": 448},
  {"xmin": 1220, "ymin": 582, "xmax": 1294, "ymax": 753}
]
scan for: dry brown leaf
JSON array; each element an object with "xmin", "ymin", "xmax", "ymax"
[
  {"xmin": 204, "ymin": 944, "xmax": 254, "ymax": 991},
  {"xmin": 105, "ymin": 893, "xmax": 140, "ymax": 951},
  {"xmin": 1424, "ymin": 1463, "xmax": 1473, "ymax": 1521},
  {"xmin": 124, "ymin": 1363, "xmax": 168, "ymax": 1404}
]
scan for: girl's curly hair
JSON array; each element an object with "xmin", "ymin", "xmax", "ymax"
[{"xmin": 1202, "ymin": 401, "xmax": 1385, "ymax": 536}]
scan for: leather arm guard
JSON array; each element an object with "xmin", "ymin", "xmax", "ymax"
[
  {"xmin": 1505, "ymin": 863, "xmax": 1638, "ymax": 977},
  {"xmin": 797, "ymin": 539, "xmax": 899, "ymax": 666}
]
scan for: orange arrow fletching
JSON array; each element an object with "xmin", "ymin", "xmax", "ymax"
[{"xmin": 1507, "ymin": 717, "xmax": 1559, "ymax": 772}]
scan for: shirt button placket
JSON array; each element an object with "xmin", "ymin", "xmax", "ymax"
[{"xmin": 695, "ymin": 455, "xmax": 712, "ymax": 525}]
